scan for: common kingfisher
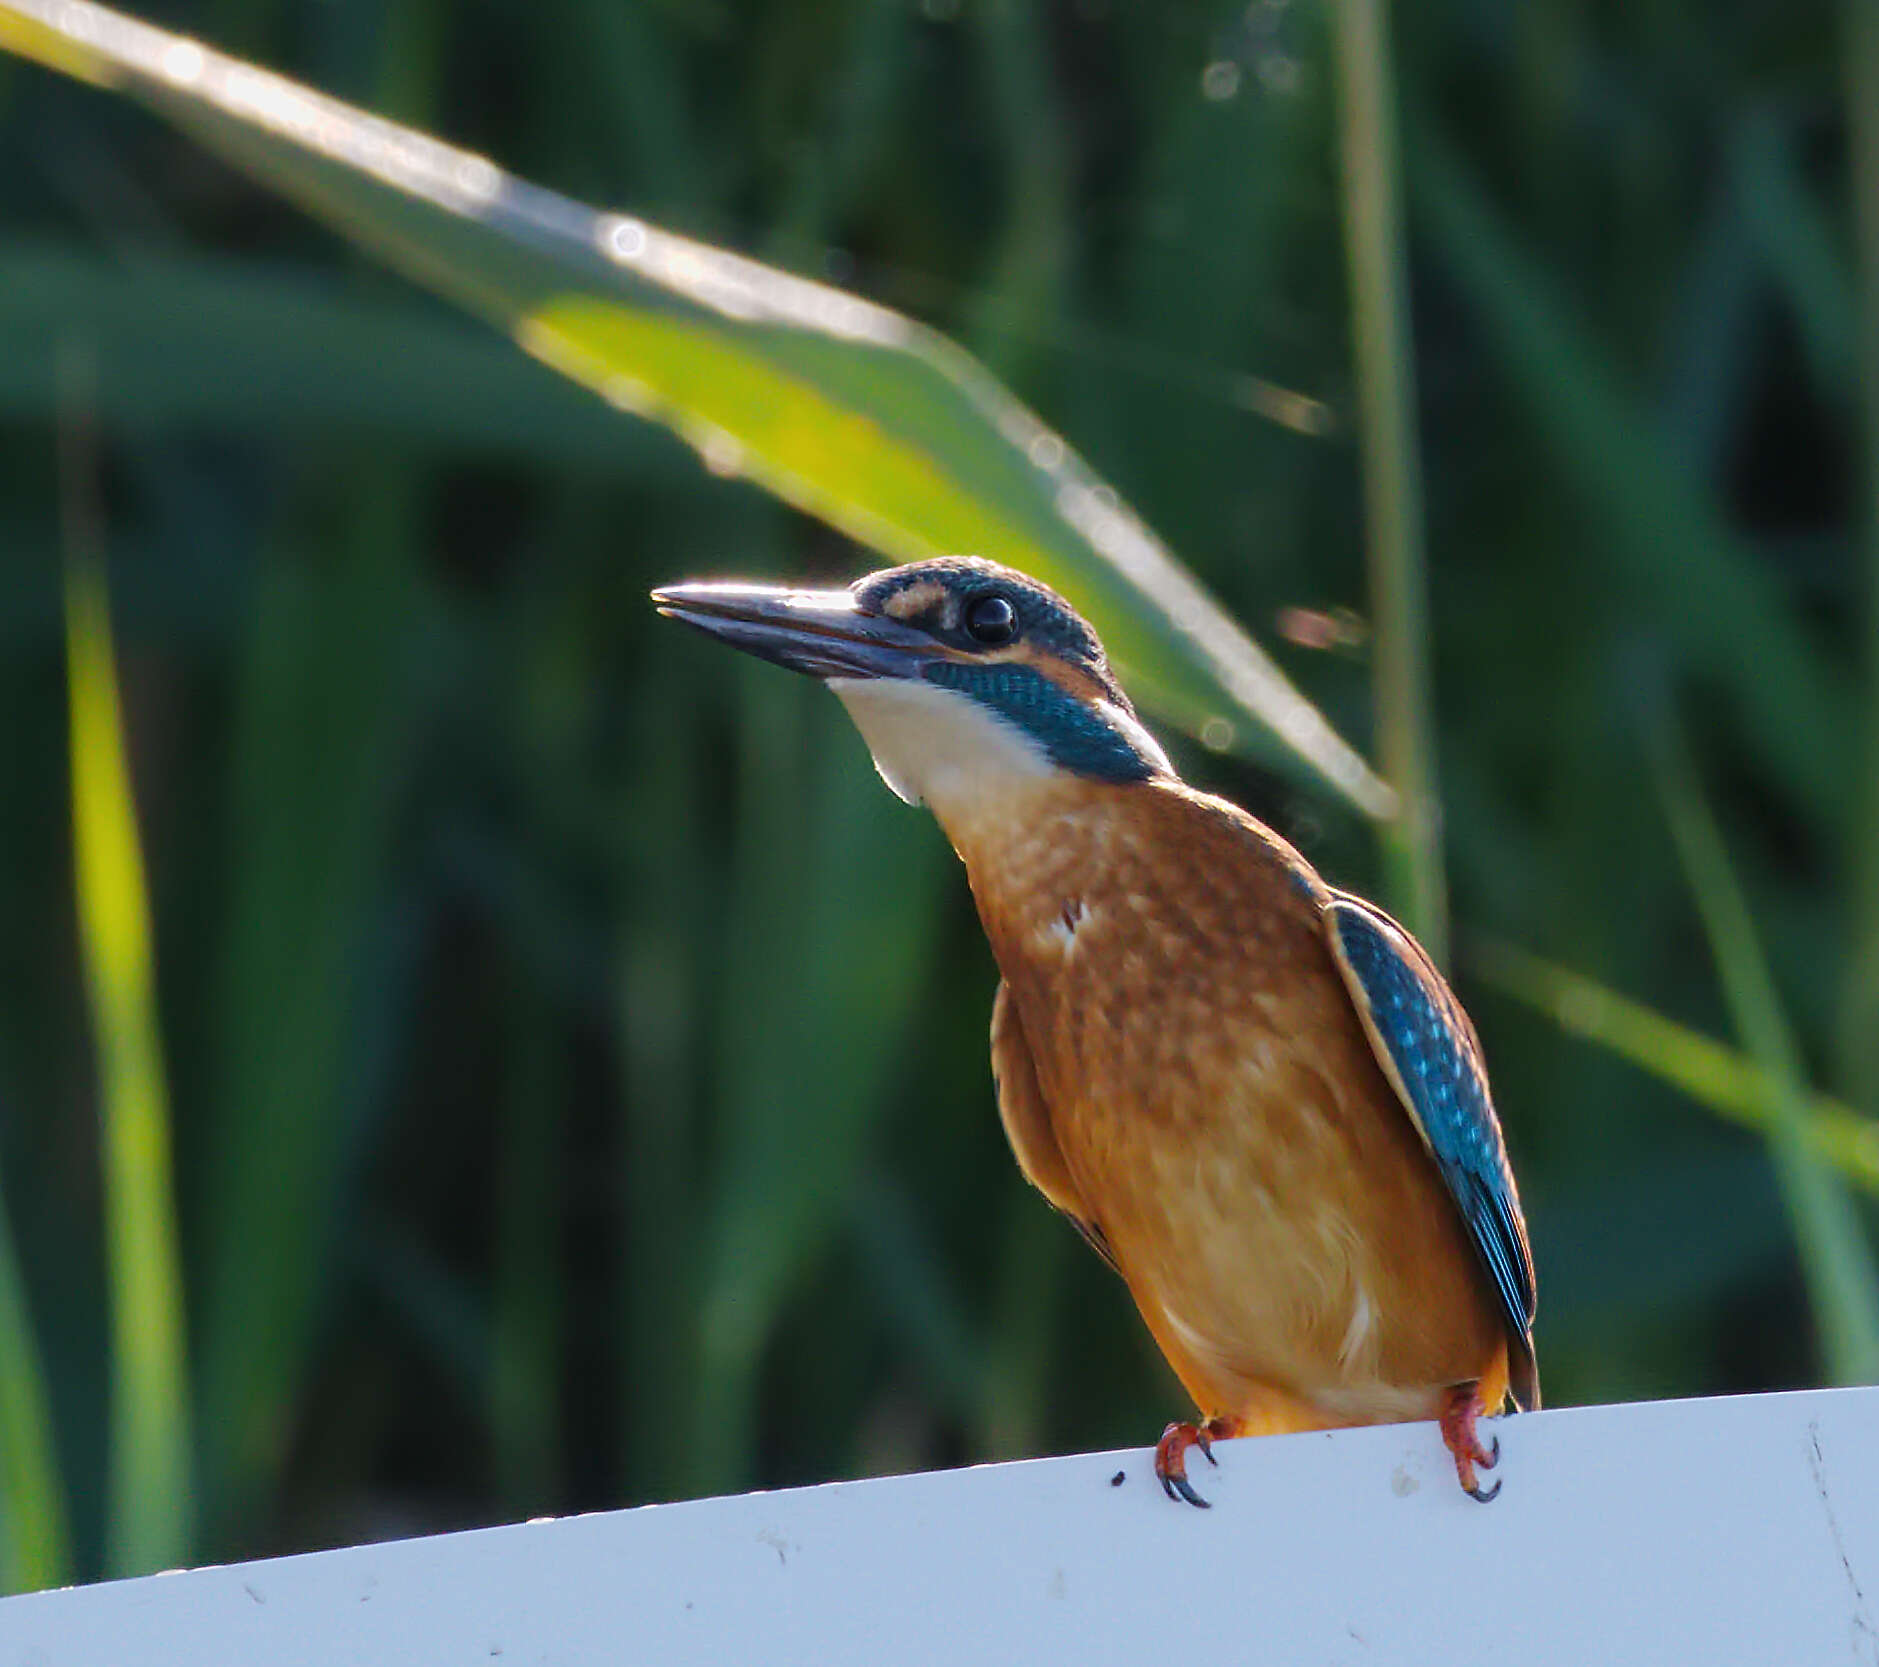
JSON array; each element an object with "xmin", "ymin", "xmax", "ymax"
[{"xmin": 653, "ymin": 557, "xmax": 1537, "ymax": 1506}]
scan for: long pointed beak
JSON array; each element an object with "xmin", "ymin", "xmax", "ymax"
[{"xmin": 650, "ymin": 581, "xmax": 940, "ymax": 681}]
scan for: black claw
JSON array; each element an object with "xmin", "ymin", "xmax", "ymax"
[
  {"xmin": 1482, "ymin": 1434, "xmax": 1501, "ymax": 1470},
  {"xmin": 1201, "ymin": 1442, "xmax": 1219, "ymax": 1468},
  {"xmin": 1465, "ymin": 1476, "xmax": 1502, "ymax": 1504},
  {"xmin": 1168, "ymin": 1473, "xmax": 1212, "ymax": 1509}
]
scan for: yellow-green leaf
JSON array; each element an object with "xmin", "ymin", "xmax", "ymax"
[{"xmin": 0, "ymin": 0, "xmax": 1391, "ymax": 817}]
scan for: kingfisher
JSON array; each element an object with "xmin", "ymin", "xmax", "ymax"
[{"xmin": 652, "ymin": 556, "xmax": 1537, "ymax": 1506}]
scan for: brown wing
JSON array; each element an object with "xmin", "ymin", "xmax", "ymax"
[{"xmin": 989, "ymin": 980, "xmax": 1118, "ymax": 1273}]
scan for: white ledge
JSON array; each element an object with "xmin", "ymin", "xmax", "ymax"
[{"xmin": 2, "ymin": 1386, "xmax": 1876, "ymax": 1665}]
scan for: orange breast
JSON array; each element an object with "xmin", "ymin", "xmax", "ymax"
[{"xmin": 948, "ymin": 778, "xmax": 1508, "ymax": 1430}]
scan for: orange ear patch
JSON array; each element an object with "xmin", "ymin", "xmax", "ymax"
[
  {"xmin": 990, "ymin": 640, "xmax": 1114, "ymax": 705},
  {"xmin": 880, "ymin": 580, "xmax": 951, "ymax": 623}
]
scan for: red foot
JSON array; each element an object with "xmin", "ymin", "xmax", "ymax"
[
  {"xmin": 1153, "ymin": 1415, "xmax": 1244, "ymax": 1509},
  {"xmin": 1439, "ymin": 1383, "xmax": 1502, "ymax": 1503}
]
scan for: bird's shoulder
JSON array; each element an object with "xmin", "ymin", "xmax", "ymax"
[
  {"xmin": 1129, "ymin": 778, "xmax": 1329, "ymax": 888},
  {"xmin": 1095, "ymin": 779, "xmax": 1336, "ymax": 949},
  {"xmin": 960, "ymin": 779, "xmax": 1341, "ymax": 1029},
  {"xmin": 971, "ymin": 776, "xmax": 1327, "ymax": 925}
]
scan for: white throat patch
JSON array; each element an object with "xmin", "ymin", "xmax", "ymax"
[{"xmin": 826, "ymin": 676, "xmax": 1056, "ymax": 810}]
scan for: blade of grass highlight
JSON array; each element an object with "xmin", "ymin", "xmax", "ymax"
[
  {"xmin": 0, "ymin": 0, "xmax": 1392, "ymax": 817},
  {"xmin": 59, "ymin": 349, "xmax": 194, "ymax": 1574},
  {"xmin": 1653, "ymin": 725, "xmax": 1879, "ymax": 1383},
  {"xmin": 1469, "ymin": 939, "xmax": 1879, "ymax": 1193},
  {"xmin": 1330, "ymin": 0, "xmax": 1447, "ymax": 959},
  {"xmin": 0, "ymin": 1148, "xmax": 71, "ymax": 1593}
]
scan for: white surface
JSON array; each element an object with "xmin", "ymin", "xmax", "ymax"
[{"xmin": 2, "ymin": 1387, "xmax": 1876, "ymax": 1666}]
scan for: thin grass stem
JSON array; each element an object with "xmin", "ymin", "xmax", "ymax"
[
  {"xmin": 59, "ymin": 344, "xmax": 194, "ymax": 1574},
  {"xmin": 1653, "ymin": 721, "xmax": 1879, "ymax": 1384},
  {"xmin": 0, "ymin": 1151, "xmax": 71, "ymax": 1593},
  {"xmin": 1329, "ymin": 0, "xmax": 1447, "ymax": 959}
]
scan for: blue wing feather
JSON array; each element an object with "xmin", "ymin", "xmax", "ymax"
[{"xmin": 1324, "ymin": 895, "xmax": 1539, "ymax": 1408}]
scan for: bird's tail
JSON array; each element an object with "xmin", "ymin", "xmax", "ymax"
[{"xmin": 1508, "ymin": 1337, "xmax": 1541, "ymax": 1412}]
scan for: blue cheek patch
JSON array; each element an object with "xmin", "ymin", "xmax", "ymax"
[{"xmin": 922, "ymin": 661, "xmax": 1156, "ymax": 784}]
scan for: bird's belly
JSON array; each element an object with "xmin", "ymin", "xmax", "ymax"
[{"xmin": 1051, "ymin": 1026, "xmax": 1503, "ymax": 1426}]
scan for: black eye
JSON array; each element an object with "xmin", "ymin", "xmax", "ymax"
[{"xmin": 964, "ymin": 594, "xmax": 1019, "ymax": 646}]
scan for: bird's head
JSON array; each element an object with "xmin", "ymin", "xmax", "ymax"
[{"xmin": 652, "ymin": 557, "xmax": 1175, "ymax": 822}]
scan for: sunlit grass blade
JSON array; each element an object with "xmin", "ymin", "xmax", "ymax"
[
  {"xmin": 1471, "ymin": 938, "xmax": 1879, "ymax": 1195},
  {"xmin": 0, "ymin": 1153, "xmax": 71, "ymax": 1593},
  {"xmin": 0, "ymin": 0, "xmax": 1390, "ymax": 817},
  {"xmin": 1651, "ymin": 724, "xmax": 1879, "ymax": 1382},
  {"xmin": 1329, "ymin": 0, "xmax": 1446, "ymax": 957},
  {"xmin": 60, "ymin": 373, "xmax": 194, "ymax": 1574}
]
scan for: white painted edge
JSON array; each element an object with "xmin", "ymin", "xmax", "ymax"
[{"xmin": 3, "ymin": 1386, "xmax": 1876, "ymax": 1667}]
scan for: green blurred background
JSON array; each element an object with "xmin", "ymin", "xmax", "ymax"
[{"xmin": 4, "ymin": 0, "xmax": 1878, "ymax": 1592}]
